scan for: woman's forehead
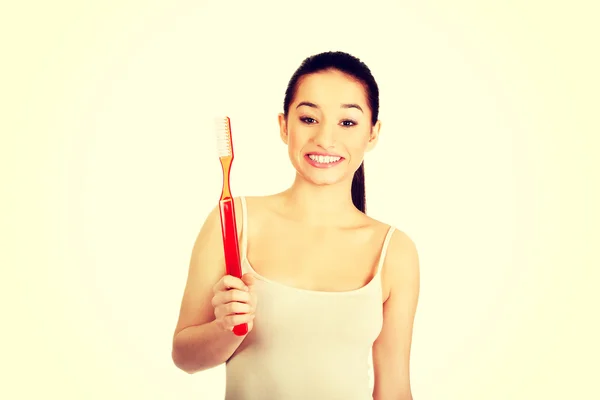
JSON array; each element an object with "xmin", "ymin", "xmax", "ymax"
[{"xmin": 294, "ymin": 70, "xmax": 369, "ymax": 109}]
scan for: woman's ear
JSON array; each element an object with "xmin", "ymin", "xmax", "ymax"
[
  {"xmin": 278, "ymin": 113, "xmax": 289, "ymax": 145},
  {"xmin": 365, "ymin": 120, "xmax": 382, "ymax": 152}
]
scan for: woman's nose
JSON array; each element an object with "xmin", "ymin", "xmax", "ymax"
[{"xmin": 313, "ymin": 124, "xmax": 335, "ymax": 148}]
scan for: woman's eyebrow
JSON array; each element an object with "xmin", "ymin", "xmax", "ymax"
[
  {"xmin": 296, "ymin": 101, "xmax": 319, "ymax": 109},
  {"xmin": 341, "ymin": 103, "xmax": 363, "ymax": 113},
  {"xmin": 296, "ymin": 101, "xmax": 363, "ymax": 113}
]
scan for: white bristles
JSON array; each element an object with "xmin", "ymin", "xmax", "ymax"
[{"xmin": 214, "ymin": 117, "xmax": 232, "ymax": 157}]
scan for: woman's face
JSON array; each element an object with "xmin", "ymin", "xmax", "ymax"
[{"xmin": 279, "ymin": 69, "xmax": 381, "ymax": 187}]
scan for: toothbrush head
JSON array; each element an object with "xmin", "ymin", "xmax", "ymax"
[{"xmin": 214, "ymin": 116, "xmax": 233, "ymax": 159}]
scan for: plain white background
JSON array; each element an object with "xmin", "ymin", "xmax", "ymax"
[{"xmin": 2, "ymin": 1, "xmax": 599, "ymax": 399}]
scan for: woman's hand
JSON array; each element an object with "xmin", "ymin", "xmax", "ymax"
[{"xmin": 211, "ymin": 273, "xmax": 257, "ymax": 334}]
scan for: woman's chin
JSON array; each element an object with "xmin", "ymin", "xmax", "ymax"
[{"xmin": 296, "ymin": 169, "xmax": 349, "ymax": 187}]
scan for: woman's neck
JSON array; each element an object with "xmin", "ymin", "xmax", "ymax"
[{"xmin": 278, "ymin": 174, "xmax": 359, "ymax": 226}]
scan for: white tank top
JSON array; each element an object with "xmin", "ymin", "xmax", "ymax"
[{"xmin": 225, "ymin": 196, "xmax": 395, "ymax": 400}]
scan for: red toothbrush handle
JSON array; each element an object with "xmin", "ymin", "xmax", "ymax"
[{"xmin": 219, "ymin": 198, "xmax": 248, "ymax": 336}]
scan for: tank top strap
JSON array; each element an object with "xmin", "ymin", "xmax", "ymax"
[
  {"xmin": 239, "ymin": 196, "xmax": 249, "ymax": 260},
  {"xmin": 375, "ymin": 225, "xmax": 396, "ymax": 276}
]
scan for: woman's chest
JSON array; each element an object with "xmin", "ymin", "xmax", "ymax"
[{"xmin": 245, "ymin": 226, "xmax": 385, "ymax": 293}]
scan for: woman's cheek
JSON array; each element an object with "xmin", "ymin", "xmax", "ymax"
[{"xmin": 347, "ymin": 136, "xmax": 369, "ymax": 154}]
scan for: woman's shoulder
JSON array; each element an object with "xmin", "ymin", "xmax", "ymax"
[
  {"xmin": 361, "ymin": 214, "xmax": 404, "ymax": 238},
  {"xmin": 363, "ymin": 215, "xmax": 417, "ymax": 265},
  {"xmin": 232, "ymin": 194, "xmax": 273, "ymax": 215},
  {"xmin": 230, "ymin": 194, "xmax": 277, "ymax": 230},
  {"xmin": 362, "ymin": 217, "xmax": 418, "ymax": 302}
]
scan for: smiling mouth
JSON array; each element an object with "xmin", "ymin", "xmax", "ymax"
[
  {"xmin": 304, "ymin": 153, "xmax": 345, "ymax": 168},
  {"xmin": 307, "ymin": 154, "xmax": 343, "ymax": 164}
]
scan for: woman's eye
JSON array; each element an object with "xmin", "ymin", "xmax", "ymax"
[{"xmin": 300, "ymin": 117, "xmax": 356, "ymax": 126}]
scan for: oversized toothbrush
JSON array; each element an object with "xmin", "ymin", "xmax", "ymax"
[{"xmin": 214, "ymin": 116, "xmax": 248, "ymax": 336}]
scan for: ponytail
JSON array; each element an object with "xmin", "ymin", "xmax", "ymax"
[{"xmin": 351, "ymin": 162, "xmax": 366, "ymax": 214}]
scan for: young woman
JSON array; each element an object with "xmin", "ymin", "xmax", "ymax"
[{"xmin": 172, "ymin": 51, "xmax": 420, "ymax": 400}]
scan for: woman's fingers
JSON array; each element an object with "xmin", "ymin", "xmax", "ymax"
[
  {"xmin": 214, "ymin": 301, "xmax": 254, "ymax": 319},
  {"xmin": 211, "ymin": 288, "xmax": 253, "ymax": 307},
  {"xmin": 218, "ymin": 313, "xmax": 255, "ymax": 332},
  {"xmin": 213, "ymin": 275, "xmax": 249, "ymax": 294},
  {"xmin": 211, "ymin": 273, "xmax": 258, "ymax": 334}
]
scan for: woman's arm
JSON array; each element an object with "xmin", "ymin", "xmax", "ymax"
[
  {"xmin": 372, "ymin": 230, "xmax": 421, "ymax": 400},
  {"xmin": 171, "ymin": 198, "xmax": 246, "ymax": 373}
]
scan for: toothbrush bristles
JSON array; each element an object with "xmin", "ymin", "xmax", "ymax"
[{"xmin": 214, "ymin": 117, "xmax": 232, "ymax": 158}]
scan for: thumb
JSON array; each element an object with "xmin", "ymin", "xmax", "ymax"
[{"xmin": 241, "ymin": 273, "xmax": 256, "ymax": 288}]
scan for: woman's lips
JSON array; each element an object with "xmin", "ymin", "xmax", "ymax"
[{"xmin": 304, "ymin": 154, "xmax": 345, "ymax": 168}]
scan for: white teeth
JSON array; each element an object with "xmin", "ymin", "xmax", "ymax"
[{"xmin": 308, "ymin": 154, "xmax": 341, "ymax": 164}]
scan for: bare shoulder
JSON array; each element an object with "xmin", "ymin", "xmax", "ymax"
[
  {"xmin": 187, "ymin": 195, "xmax": 250, "ymax": 269},
  {"xmin": 374, "ymin": 222, "xmax": 420, "ymax": 301},
  {"xmin": 198, "ymin": 196, "xmax": 245, "ymax": 239},
  {"xmin": 361, "ymin": 215, "xmax": 411, "ymax": 246},
  {"xmin": 362, "ymin": 213, "xmax": 417, "ymax": 265},
  {"xmin": 241, "ymin": 193, "xmax": 284, "ymax": 220},
  {"xmin": 386, "ymin": 228, "xmax": 418, "ymax": 261},
  {"xmin": 237, "ymin": 194, "xmax": 267, "ymax": 210}
]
